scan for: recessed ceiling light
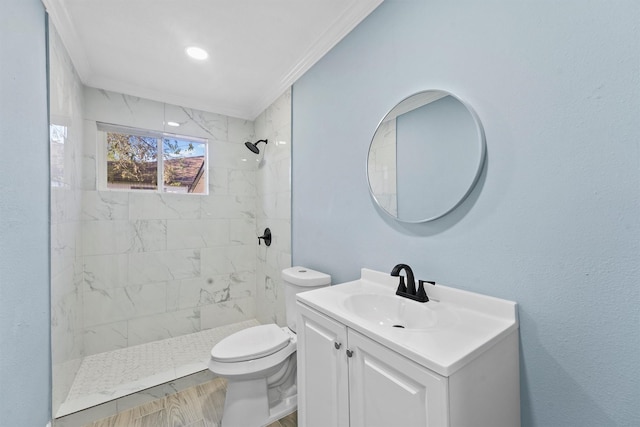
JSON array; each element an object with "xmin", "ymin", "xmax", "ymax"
[
  {"xmin": 166, "ymin": 121, "xmax": 180, "ymax": 127},
  {"xmin": 186, "ymin": 46, "xmax": 208, "ymax": 60}
]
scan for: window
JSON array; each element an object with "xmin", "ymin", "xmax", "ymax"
[{"xmin": 97, "ymin": 123, "xmax": 208, "ymax": 194}]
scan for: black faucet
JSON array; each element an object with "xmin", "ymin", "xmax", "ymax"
[
  {"xmin": 390, "ymin": 263, "xmax": 430, "ymax": 303},
  {"xmin": 390, "ymin": 263, "xmax": 415, "ymax": 294}
]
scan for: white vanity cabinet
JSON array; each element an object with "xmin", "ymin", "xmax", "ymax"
[
  {"xmin": 347, "ymin": 326, "xmax": 449, "ymax": 427},
  {"xmin": 296, "ymin": 302, "xmax": 349, "ymax": 427},
  {"xmin": 297, "ymin": 304, "xmax": 448, "ymax": 427},
  {"xmin": 295, "ymin": 269, "xmax": 520, "ymax": 427}
]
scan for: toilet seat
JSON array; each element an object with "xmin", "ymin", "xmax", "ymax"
[
  {"xmin": 211, "ymin": 324, "xmax": 291, "ymax": 362},
  {"xmin": 208, "ymin": 326, "xmax": 297, "ymax": 379},
  {"xmin": 208, "ymin": 267, "xmax": 330, "ymax": 427}
]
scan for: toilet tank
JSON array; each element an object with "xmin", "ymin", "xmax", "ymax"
[{"xmin": 282, "ymin": 266, "xmax": 331, "ymax": 332}]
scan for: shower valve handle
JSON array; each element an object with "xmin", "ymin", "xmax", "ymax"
[{"xmin": 257, "ymin": 228, "xmax": 272, "ymax": 247}]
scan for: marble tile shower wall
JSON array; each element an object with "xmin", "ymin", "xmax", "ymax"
[
  {"xmin": 254, "ymin": 89, "xmax": 292, "ymax": 326},
  {"xmin": 80, "ymin": 87, "xmax": 267, "ymax": 355},
  {"xmin": 49, "ymin": 23, "xmax": 86, "ymax": 415}
]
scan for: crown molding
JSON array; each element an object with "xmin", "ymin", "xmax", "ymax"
[
  {"xmin": 86, "ymin": 74, "xmax": 251, "ymax": 120},
  {"xmin": 42, "ymin": 0, "xmax": 385, "ymax": 121},
  {"xmin": 42, "ymin": 0, "xmax": 93, "ymax": 83},
  {"xmin": 247, "ymin": 0, "xmax": 384, "ymax": 119}
]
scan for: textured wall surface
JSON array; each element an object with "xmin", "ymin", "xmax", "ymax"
[
  {"xmin": 0, "ymin": 0, "xmax": 51, "ymax": 425},
  {"xmin": 292, "ymin": 1, "xmax": 639, "ymax": 426}
]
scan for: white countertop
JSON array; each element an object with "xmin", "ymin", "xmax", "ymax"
[{"xmin": 296, "ymin": 268, "xmax": 518, "ymax": 377}]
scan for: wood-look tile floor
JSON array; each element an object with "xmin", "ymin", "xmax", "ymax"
[{"xmin": 82, "ymin": 378, "xmax": 297, "ymax": 427}]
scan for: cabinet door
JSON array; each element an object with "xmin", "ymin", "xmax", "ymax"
[
  {"xmin": 347, "ymin": 329, "xmax": 449, "ymax": 427},
  {"xmin": 297, "ymin": 303, "xmax": 349, "ymax": 427}
]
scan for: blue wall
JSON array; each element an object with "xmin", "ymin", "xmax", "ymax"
[
  {"xmin": 0, "ymin": 0, "xmax": 51, "ymax": 425},
  {"xmin": 292, "ymin": 1, "xmax": 639, "ymax": 426}
]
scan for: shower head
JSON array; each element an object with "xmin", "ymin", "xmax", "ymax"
[
  {"xmin": 244, "ymin": 139, "xmax": 268, "ymax": 154},
  {"xmin": 244, "ymin": 141, "xmax": 259, "ymax": 154}
]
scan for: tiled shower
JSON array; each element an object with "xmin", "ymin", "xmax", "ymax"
[{"xmin": 49, "ymin": 22, "xmax": 292, "ymax": 418}]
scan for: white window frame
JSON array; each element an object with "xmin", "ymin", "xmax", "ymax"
[{"xmin": 96, "ymin": 122, "xmax": 209, "ymax": 195}]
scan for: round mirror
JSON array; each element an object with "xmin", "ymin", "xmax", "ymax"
[{"xmin": 367, "ymin": 90, "xmax": 486, "ymax": 223}]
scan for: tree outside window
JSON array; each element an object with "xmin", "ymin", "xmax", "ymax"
[{"xmin": 102, "ymin": 125, "xmax": 207, "ymax": 194}]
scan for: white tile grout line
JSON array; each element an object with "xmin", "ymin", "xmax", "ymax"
[{"xmin": 57, "ymin": 319, "xmax": 260, "ymax": 418}]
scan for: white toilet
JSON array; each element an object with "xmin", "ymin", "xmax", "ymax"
[{"xmin": 208, "ymin": 266, "xmax": 331, "ymax": 427}]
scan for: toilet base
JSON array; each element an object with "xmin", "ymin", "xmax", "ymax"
[
  {"xmin": 221, "ymin": 376, "xmax": 297, "ymax": 427},
  {"xmin": 264, "ymin": 394, "xmax": 297, "ymax": 426}
]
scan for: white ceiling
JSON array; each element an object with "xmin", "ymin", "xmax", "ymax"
[{"xmin": 44, "ymin": 0, "xmax": 383, "ymax": 120}]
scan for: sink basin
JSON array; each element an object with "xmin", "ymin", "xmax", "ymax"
[
  {"xmin": 342, "ymin": 294, "xmax": 457, "ymax": 331},
  {"xmin": 297, "ymin": 268, "xmax": 518, "ymax": 376}
]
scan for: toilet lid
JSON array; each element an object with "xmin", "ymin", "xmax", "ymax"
[{"xmin": 211, "ymin": 324, "xmax": 291, "ymax": 363}]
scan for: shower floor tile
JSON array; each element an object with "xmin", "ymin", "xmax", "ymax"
[{"xmin": 57, "ymin": 319, "xmax": 260, "ymax": 419}]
